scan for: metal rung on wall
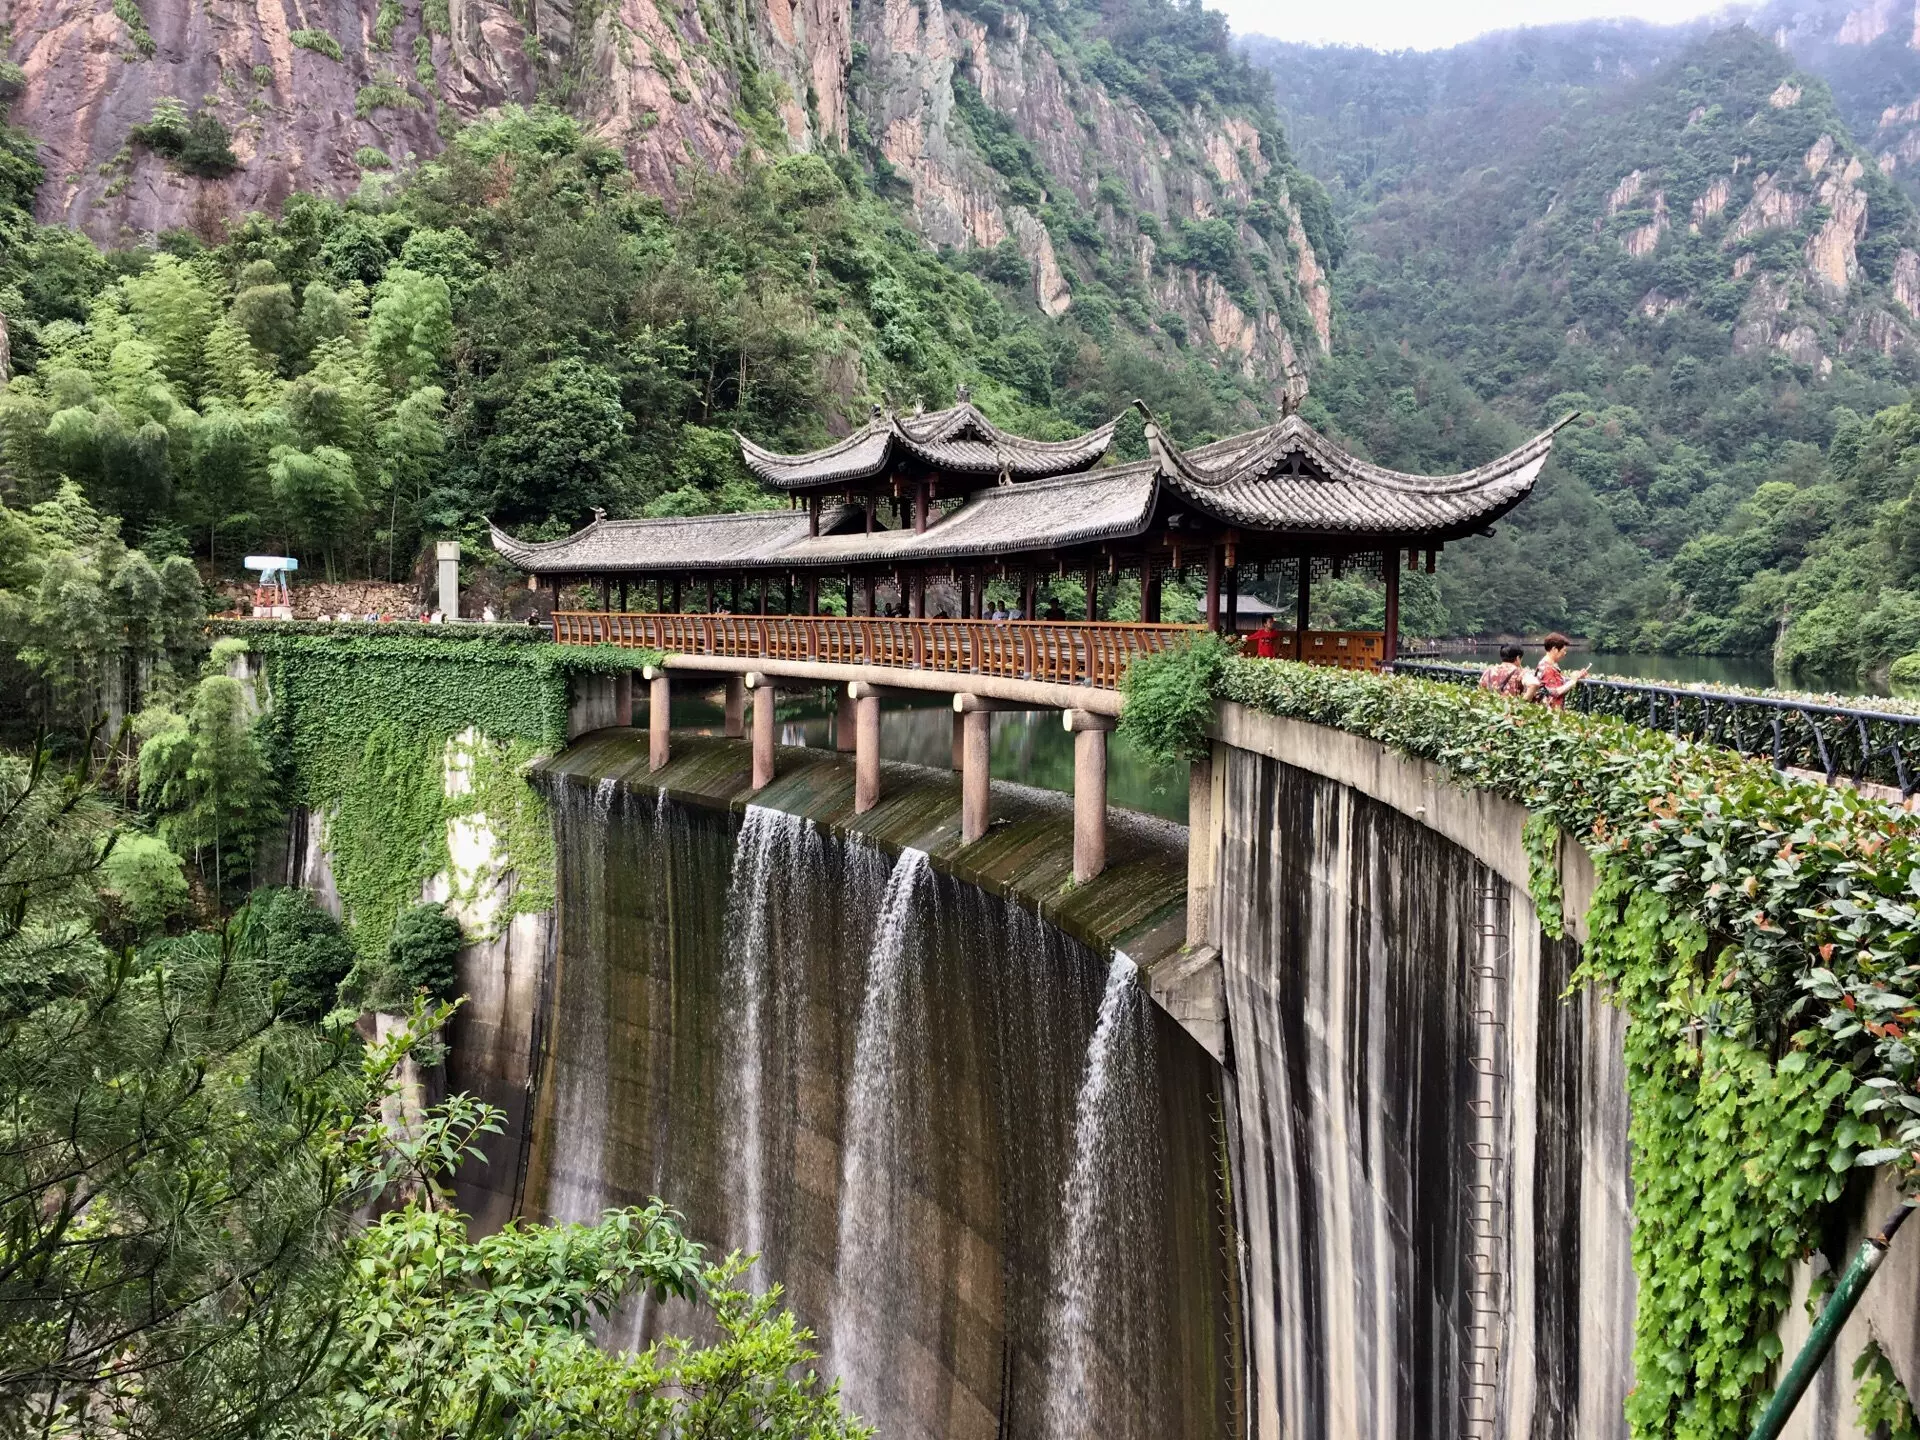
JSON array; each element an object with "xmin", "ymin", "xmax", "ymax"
[{"xmin": 1462, "ymin": 879, "xmax": 1512, "ymax": 1440}]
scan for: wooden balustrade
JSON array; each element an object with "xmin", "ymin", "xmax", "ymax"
[
  {"xmin": 1259, "ymin": 629, "xmax": 1386, "ymax": 671},
  {"xmin": 551, "ymin": 612, "xmax": 1206, "ymax": 689}
]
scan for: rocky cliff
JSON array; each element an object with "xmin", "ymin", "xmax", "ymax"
[{"xmin": 4, "ymin": 0, "xmax": 1329, "ymax": 396}]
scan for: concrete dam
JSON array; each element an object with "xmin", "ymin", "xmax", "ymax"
[{"xmin": 394, "ymin": 690, "xmax": 1681, "ymax": 1440}]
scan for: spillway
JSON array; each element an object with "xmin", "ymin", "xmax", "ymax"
[{"xmin": 521, "ymin": 769, "xmax": 1239, "ymax": 1439}]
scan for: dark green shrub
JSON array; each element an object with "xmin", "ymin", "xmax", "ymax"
[
  {"xmin": 386, "ymin": 902, "xmax": 463, "ymax": 1002},
  {"xmin": 244, "ymin": 886, "xmax": 355, "ymax": 1023},
  {"xmin": 1117, "ymin": 632, "xmax": 1234, "ymax": 764}
]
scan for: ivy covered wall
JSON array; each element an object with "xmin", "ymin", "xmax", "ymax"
[{"xmin": 231, "ymin": 623, "xmax": 657, "ymax": 959}]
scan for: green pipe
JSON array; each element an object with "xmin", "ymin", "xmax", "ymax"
[{"xmin": 1747, "ymin": 1198, "xmax": 1916, "ymax": 1440}]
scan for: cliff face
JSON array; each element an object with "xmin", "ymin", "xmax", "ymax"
[{"xmin": 5, "ymin": 0, "xmax": 1328, "ymax": 396}]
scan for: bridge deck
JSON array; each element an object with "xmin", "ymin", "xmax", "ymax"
[{"xmin": 552, "ymin": 611, "xmax": 1206, "ymax": 689}]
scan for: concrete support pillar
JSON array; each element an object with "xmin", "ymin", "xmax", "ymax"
[
  {"xmin": 951, "ymin": 710, "xmax": 965, "ymax": 771},
  {"xmin": 723, "ymin": 677, "xmax": 746, "ymax": 738},
  {"xmin": 646, "ymin": 669, "xmax": 670, "ymax": 772},
  {"xmin": 1065, "ymin": 710, "xmax": 1116, "ymax": 884},
  {"xmin": 835, "ymin": 687, "xmax": 856, "ymax": 753},
  {"xmin": 748, "ymin": 674, "xmax": 775, "ymax": 790},
  {"xmin": 1186, "ymin": 753, "xmax": 1216, "ymax": 946},
  {"xmin": 854, "ymin": 693, "xmax": 881, "ymax": 814},
  {"xmin": 961, "ymin": 710, "xmax": 991, "ymax": 844},
  {"xmin": 615, "ymin": 672, "xmax": 633, "ymax": 727},
  {"xmin": 437, "ymin": 539, "xmax": 460, "ymax": 620}
]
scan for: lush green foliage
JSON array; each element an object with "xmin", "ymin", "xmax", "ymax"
[
  {"xmin": 1116, "ymin": 632, "xmax": 1235, "ymax": 763},
  {"xmin": 1218, "ymin": 657, "xmax": 1920, "ymax": 1435},
  {"xmin": 2, "ymin": 744, "xmax": 866, "ymax": 1436},
  {"xmin": 245, "ymin": 628, "xmax": 654, "ymax": 960},
  {"xmin": 242, "ymin": 885, "xmax": 357, "ymax": 1023},
  {"xmin": 127, "ymin": 98, "xmax": 240, "ymax": 179},
  {"xmin": 96, "ymin": 830, "xmax": 187, "ymax": 940},
  {"xmin": 0, "ymin": 483, "xmax": 205, "ymax": 742},
  {"xmin": 1855, "ymin": 1338, "xmax": 1920, "ymax": 1440},
  {"xmin": 381, "ymin": 900, "xmax": 463, "ymax": 1005},
  {"xmin": 1249, "ymin": 26, "xmax": 1920, "ymax": 669},
  {"xmin": 134, "ymin": 669, "xmax": 276, "ymax": 889}
]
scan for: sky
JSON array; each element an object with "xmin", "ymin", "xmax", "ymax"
[{"xmin": 1219, "ymin": 0, "xmax": 1737, "ymax": 52}]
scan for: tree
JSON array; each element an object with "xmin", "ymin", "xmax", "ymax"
[
  {"xmin": 268, "ymin": 444, "xmax": 363, "ymax": 575},
  {"xmin": 365, "ymin": 267, "xmax": 452, "ymax": 393},
  {"xmin": 243, "ymin": 886, "xmax": 357, "ymax": 1024},
  {"xmin": 135, "ymin": 673, "xmax": 275, "ymax": 890},
  {"xmin": 480, "ymin": 356, "xmax": 629, "ymax": 525}
]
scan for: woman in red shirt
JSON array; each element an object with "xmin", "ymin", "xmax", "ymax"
[{"xmin": 1533, "ymin": 633, "xmax": 1589, "ymax": 711}]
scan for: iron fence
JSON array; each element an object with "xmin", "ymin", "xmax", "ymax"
[{"xmin": 1393, "ymin": 660, "xmax": 1920, "ymax": 799}]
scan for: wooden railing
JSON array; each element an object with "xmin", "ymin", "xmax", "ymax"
[
  {"xmin": 551, "ymin": 612, "xmax": 1207, "ymax": 689},
  {"xmin": 1258, "ymin": 630, "xmax": 1386, "ymax": 671}
]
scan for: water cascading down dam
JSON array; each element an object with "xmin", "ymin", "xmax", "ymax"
[{"xmin": 516, "ymin": 754, "xmax": 1240, "ymax": 1439}]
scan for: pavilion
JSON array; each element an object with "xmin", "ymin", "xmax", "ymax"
[{"xmin": 490, "ymin": 394, "xmax": 1574, "ymax": 668}]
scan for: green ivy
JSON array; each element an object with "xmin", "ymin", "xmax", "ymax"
[
  {"xmin": 1115, "ymin": 631, "xmax": 1233, "ymax": 764},
  {"xmin": 1522, "ymin": 810, "xmax": 1566, "ymax": 941},
  {"xmin": 1208, "ymin": 656, "xmax": 1920, "ymax": 1438},
  {"xmin": 236, "ymin": 627, "xmax": 656, "ymax": 961},
  {"xmin": 1856, "ymin": 1339, "xmax": 1920, "ymax": 1440}
]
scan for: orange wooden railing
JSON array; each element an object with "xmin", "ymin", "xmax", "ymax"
[
  {"xmin": 551, "ymin": 612, "xmax": 1207, "ymax": 689},
  {"xmin": 1260, "ymin": 629, "xmax": 1386, "ymax": 672}
]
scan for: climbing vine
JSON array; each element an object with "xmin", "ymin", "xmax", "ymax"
[
  {"xmin": 232, "ymin": 625, "xmax": 656, "ymax": 960},
  {"xmin": 1856, "ymin": 1339, "xmax": 1920, "ymax": 1440},
  {"xmin": 1521, "ymin": 810, "xmax": 1565, "ymax": 942},
  {"xmin": 1205, "ymin": 655, "xmax": 1920, "ymax": 1438}
]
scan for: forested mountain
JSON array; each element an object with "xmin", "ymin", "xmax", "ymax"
[
  {"xmin": 1, "ymin": 0, "xmax": 1345, "ymax": 609},
  {"xmin": 1247, "ymin": 17, "xmax": 1920, "ymax": 678}
]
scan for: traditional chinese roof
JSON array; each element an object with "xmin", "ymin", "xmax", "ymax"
[
  {"xmin": 487, "ymin": 506, "xmax": 853, "ymax": 574},
  {"xmin": 1144, "ymin": 408, "xmax": 1577, "ymax": 541},
  {"xmin": 737, "ymin": 397, "xmax": 1117, "ymax": 490},
  {"xmin": 493, "ymin": 411, "xmax": 1577, "ymax": 575}
]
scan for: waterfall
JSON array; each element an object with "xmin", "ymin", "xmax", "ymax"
[
  {"xmin": 544, "ymin": 777, "xmax": 621, "ymax": 1223},
  {"xmin": 828, "ymin": 846, "xmax": 932, "ymax": 1421},
  {"xmin": 1045, "ymin": 953, "xmax": 1156, "ymax": 1439}
]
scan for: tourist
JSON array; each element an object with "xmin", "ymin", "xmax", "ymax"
[
  {"xmin": 1532, "ymin": 633, "xmax": 1588, "ymax": 710},
  {"xmin": 481, "ymin": 604, "xmax": 497, "ymax": 624},
  {"xmin": 1045, "ymin": 598, "xmax": 1067, "ymax": 621},
  {"xmin": 1251, "ymin": 614, "xmax": 1282, "ymax": 658},
  {"xmin": 1478, "ymin": 644, "xmax": 1527, "ymax": 697}
]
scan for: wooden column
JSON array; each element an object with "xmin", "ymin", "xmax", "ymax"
[
  {"xmin": 1066, "ymin": 710, "xmax": 1115, "ymax": 884},
  {"xmin": 730, "ymin": 575, "xmax": 741, "ymax": 612},
  {"xmin": 853, "ymin": 692, "xmax": 881, "ymax": 813},
  {"xmin": 864, "ymin": 496, "xmax": 875, "ymax": 534},
  {"xmin": 1085, "ymin": 564, "xmax": 1098, "ymax": 621},
  {"xmin": 1383, "ymin": 546, "xmax": 1401, "ymax": 668},
  {"xmin": 670, "ymin": 576, "xmax": 681, "ymax": 613},
  {"xmin": 647, "ymin": 670, "xmax": 670, "ymax": 772},
  {"xmin": 961, "ymin": 709, "xmax": 990, "ymax": 843},
  {"xmin": 706, "ymin": 578, "xmax": 716, "ymax": 612},
  {"xmin": 835, "ymin": 686, "xmax": 856, "ymax": 753},
  {"xmin": 723, "ymin": 677, "xmax": 746, "ymax": 738},
  {"xmin": 844, "ymin": 576, "xmax": 854, "ymax": 615},
  {"xmin": 809, "ymin": 494, "xmax": 820, "ymax": 538},
  {"xmin": 806, "ymin": 575, "xmax": 818, "ymax": 616},
  {"xmin": 1205, "ymin": 545, "xmax": 1220, "ymax": 630},
  {"xmin": 1139, "ymin": 557, "xmax": 1155, "ymax": 624},
  {"xmin": 914, "ymin": 482, "xmax": 928, "ymax": 533},
  {"xmin": 757, "ymin": 576, "xmax": 767, "ymax": 614},
  {"xmin": 1295, "ymin": 559, "xmax": 1310, "ymax": 663},
  {"xmin": 864, "ymin": 574, "xmax": 876, "ymax": 616},
  {"xmin": 909, "ymin": 572, "xmax": 924, "ymax": 618},
  {"xmin": 618, "ymin": 579, "xmax": 628, "ymax": 611},
  {"xmin": 749, "ymin": 675, "xmax": 775, "ymax": 790},
  {"xmin": 598, "ymin": 577, "xmax": 610, "ymax": 611},
  {"xmin": 1225, "ymin": 555, "xmax": 1239, "ymax": 635}
]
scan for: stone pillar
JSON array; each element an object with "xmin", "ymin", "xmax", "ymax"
[
  {"xmin": 436, "ymin": 540, "xmax": 460, "ymax": 620},
  {"xmin": 647, "ymin": 668, "xmax": 670, "ymax": 772},
  {"xmin": 724, "ymin": 677, "xmax": 746, "ymax": 738},
  {"xmin": 961, "ymin": 709, "xmax": 991, "ymax": 843},
  {"xmin": 1065, "ymin": 710, "xmax": 1116, "ymax": 884},
  {"xmin": 615, "ymin": 672, "xmax": 633, "ymax": 727},
  {"xmin": 951, "ymin": 710, "xmax": 965, "ymax": 771},
  {"xmin": 749, "ymin": 674, "xmax": 775, "ymax": 790},
  {"xmin": 1186, "ymin": 753, "xmax": 1216, "ymax": 946},
  {"xmin": 854, "ymin": 693, "xmax": 881, "ymax": 814},
  {"xmin": 835, "ymin": 686, "xmax": 857, "ymax": 753}
]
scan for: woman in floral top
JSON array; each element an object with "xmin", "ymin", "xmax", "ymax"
[
  {"xmin": 1533, "ymin": 632, "xmax": 1588, "ymax": 711},
  {"xmin": 1478, "ymin": 645, "xmax": 1527, "ymax": 697}
]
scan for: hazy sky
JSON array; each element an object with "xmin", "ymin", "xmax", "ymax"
[{"xmin": 1222, "ymin": 0, "xmax": 1737, "ymax": 51}]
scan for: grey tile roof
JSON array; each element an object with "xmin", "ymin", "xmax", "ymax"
[
  {"xmin": 488, "ymin": 506, "xmax": 850, "ymax": 574},
  {"xmin": 494, "ymin": 413, "xmax": 1575, "ymax": 574},
  {"xmin": 737, "ymin": 401, "xmax": 1117, "ymax": 488},
  {"xmin": 1147, "ymin": 411, "xmax": 1576, "ymax": 540}
]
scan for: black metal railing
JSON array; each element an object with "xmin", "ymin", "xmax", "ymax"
[{"xmin": 1393, "ymin": 660, "xmax": 1920, "ymax": 798}]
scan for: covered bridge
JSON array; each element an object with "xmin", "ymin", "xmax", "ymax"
[{"xmin": 491, "ymin": 396, "xmax": 1572, "ymax": 670}]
